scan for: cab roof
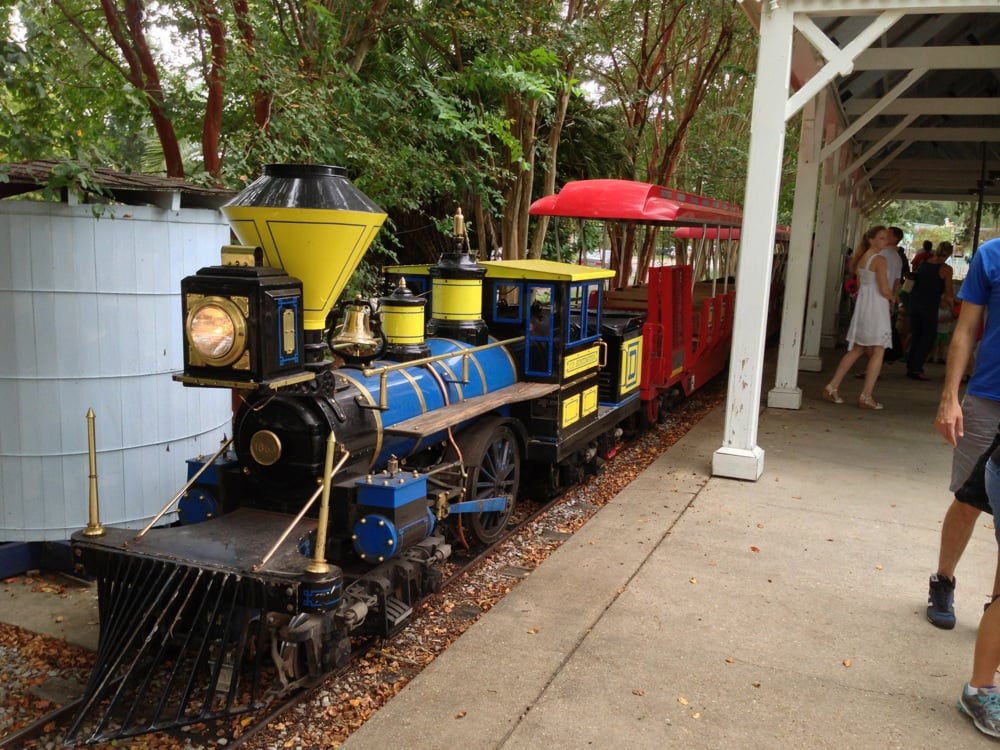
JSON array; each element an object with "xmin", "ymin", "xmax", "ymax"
[
  {"xmin": 529, "ymin": 179, "xmax": 742, "ymax": 227},
  {"xmin": 385, "ymin": 259, "xmax": 615, "ymax": 283},
  {"xmin": 481, "ymin": 259, "xmax": 615, "ymax": 282}
]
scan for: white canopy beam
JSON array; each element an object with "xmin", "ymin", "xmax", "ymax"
[
  {"xmin": 820, "ymin": 69, "xmax": 926, "ymax": 160},
  {"xmin": 860, "ymin": 127, "xmax": 1000, "ymax": 141},
  {"xmin": 855, "ymin": 45, "xmax": 1000, "ymax": 70},
  {"xmin": 839, "ymin": 114, "xmax": 919, "ymax": 182},
  {"xmin": 859, "ymin": 138, "xmax": 915, "ymax": 185},
  {"xmin": 785, "ymin": 11, "xmax": 902, "ymax": 121},
  {"xmin": 844, "ymin": 98, "xmax": 1000, "ymax": 117}
]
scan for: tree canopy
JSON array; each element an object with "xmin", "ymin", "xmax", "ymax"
[{"xmin": 1, "ymin": 1, "xmax": 763, "ymax": 288}]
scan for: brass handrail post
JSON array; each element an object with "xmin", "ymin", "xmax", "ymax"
[
  {"xmin": 130, "ymin": 436, "xmax": 234, "ymax": 544},
  {"xmin": 82, "ymin": 408, "xmax": 105, "ymax": 537},
  {"xmin": 305, "ymin": 434, "xmax": 336, "ymax": 575},
  {"xmin": 254, "ymin": 447, "xmax": 351, "ymax": 571}
]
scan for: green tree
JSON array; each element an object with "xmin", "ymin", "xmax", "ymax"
[
  {"xmin": 2, "ymin": 0, "xmax": 760, "ymax": 275},
  {"xmin": 1, "ymin": 4, "xmax": 152, "ymax": 170},
  {"xmin": 578, "ymin": 0, "xmax": 755, "ymax": 285}
]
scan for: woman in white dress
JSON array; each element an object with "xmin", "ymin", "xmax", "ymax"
[{"xmin": 823, "ymin": 225, "xmax": 895, "ymax": 409}]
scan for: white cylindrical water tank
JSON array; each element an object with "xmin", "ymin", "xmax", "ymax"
[{"xmin": 0, "ymin": 201, "xmax": 233, "ymax": 541}]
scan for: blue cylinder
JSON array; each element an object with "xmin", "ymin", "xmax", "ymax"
[{"xmin": 352, "ymin": 507, "xmax": 436, "ymax": 562}]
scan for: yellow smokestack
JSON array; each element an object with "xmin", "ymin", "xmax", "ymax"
[{"xmin": 221, "ymin": 164, "xmax": 387, "ymax": 333}]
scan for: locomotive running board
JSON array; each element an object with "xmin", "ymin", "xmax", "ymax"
[{"xmin": 384, "ymin": 381, "xmax": 559, "ymax": 438}]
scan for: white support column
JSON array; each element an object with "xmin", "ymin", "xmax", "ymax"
[
  {"xmin": 848, "ymin": 203, "xmax": 863, "ymax": 266},
  {"xmin": 713, "ymin": 3, "xmax": 794, "ymax": 481},
  {"xmin": 800, "ymin": 159, "xmax": 837, "ymax": 370},
  {"xmin": 821, "ymin": 183, "xmax": 851, "ymax": 348},
  {"xmin": 768, "ymin": 92, "xmax": 823, "ymax": 409}
]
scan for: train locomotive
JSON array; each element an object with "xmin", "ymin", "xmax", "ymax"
[{"xmin": 66, "ymin": 166, "xmax": 743, "ymax": 744}]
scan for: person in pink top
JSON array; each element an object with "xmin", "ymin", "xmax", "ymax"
[{"xmin": 912, "ymin": 239, "xmax": 934, "ymax": 274}]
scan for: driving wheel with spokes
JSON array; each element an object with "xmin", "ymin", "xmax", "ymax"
[{"xmin": 449, "ymin": 418, "xmax": 521, "ymax": 545}]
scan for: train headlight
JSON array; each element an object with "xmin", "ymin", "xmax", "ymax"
[
  {"xmin": 177, "ymin": 260, "xmax": 306, "ymax": 389},
  {"xmin": 185, "ymin": 296, "xmax": 249, "ymax": 368},
  {"xmin": 185, "ymin": 297, "xmax": 247, "ymax": 367}
]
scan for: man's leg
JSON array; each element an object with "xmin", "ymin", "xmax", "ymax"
[
  {"xmin": 931, "ymin": 394, "xmax": 1000, "ymax": 628},
  {"xmin": 939, "ymin": 499, "xmax": 983, "ymax": 577},
  {"xmin": 958, "ymin": 459, "xmax": 1000, "ymax": 739},
  {"xmin": 929, "ymin": 499, "xmax": 982, "ymax": 629}
]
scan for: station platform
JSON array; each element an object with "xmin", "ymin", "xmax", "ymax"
[{"xmin": 342, "ymin": 356, "xmax": 996, "ymax": 750}]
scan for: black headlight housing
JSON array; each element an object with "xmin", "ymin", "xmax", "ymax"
[{"xmin": 177, "ymin": 263, "xmax": 307, "ymax": 389}]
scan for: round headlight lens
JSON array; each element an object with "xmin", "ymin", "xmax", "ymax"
[
  {"xmin": 190, "ymin": 304, "xmax": 236, "ymax": 358},
  {"xmin": 185, "ymin": 296, "xmax": 247, "ymax": 367}
]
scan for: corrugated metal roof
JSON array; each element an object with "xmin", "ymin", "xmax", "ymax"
[{"xmin": 0, "ymin": 160, "xmax": 235, "ymax": 209}]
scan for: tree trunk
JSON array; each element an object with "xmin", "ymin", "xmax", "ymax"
[
  {"xmin": 528, "ymin": 86, "xmax": 571, "ymax": 259},
  {"xmin": 195, "ymin": 0, "xmax": 226, "ymax": 180},
  {"xmin": 233, "ymin": 1, "xmax": 272, "ymax": 130},
  {"xmin": 345, "ymin": 0, "xmax": 391, "ymax": 73},
  {"xmin": 115, "ymin": 0, "xmax": 185, "ymax": 177},
  {"xmin": 501, "ymin": 94, "xmax": 539, "ymax": 260}
]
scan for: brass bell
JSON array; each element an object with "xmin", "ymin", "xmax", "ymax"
[{"xmin": 331, "ymin": 297, "xmax": 381, "ymax": 358}]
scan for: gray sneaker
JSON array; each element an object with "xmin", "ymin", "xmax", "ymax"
[{"xmin": 958, "ymin": 684, "xmax": 1000, "ymax": 738}]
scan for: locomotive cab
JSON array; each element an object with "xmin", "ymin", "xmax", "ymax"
[
  {"xmin": 387, "ymin": 258, "xmax": 639, "ymax": 480},
  {"xmin": 479, "ymin": 260, "xmax": 640, "ymax": 468}
]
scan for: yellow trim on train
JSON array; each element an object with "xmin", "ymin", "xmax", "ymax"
[
  {"xmin": 581, "ymin": 386, "xmax": 598, "ymax": 417},
  {"xmin": 333, "ymin": 372, "xmax": 382, "ymax": 471},
  {"xmin": 562, "ymin": 394, "xmax": 580, "ymax": 428},
  {"xmin": 384, "ymin": 264, "xmax": 432, "ymax": 276},
  {"xmin": 224, "ymin": 206, "xmax": 385, "ymax": 332},
  {"xmin": 430, "ymin": 358, "xmax": 464, "ymax": 403},
  {"xmin": 381, "ymin": 305, "xmax": 425, "ymax": 343},
  {"xmin": 497, "ymin": 337, "xmax": 518, "ymax": 373},
  {"xmin": 385, "ymin": 259, "xmax": 615, "ymax": 283},
  {"xmin": 563, "ymin": 345, "xmax": 601, "ymax": 379},
  {"xmin": 481, "ymin": 259, "xmax": 615, "ymax": 282},
  {"xmin": 397, "ymin": 369, "xmax": 428, "ymax": 452},
  {"xmin": 621, "ymin": 337, "xmax": 642, "ymax": 393},
  {"xmin": 431, "ymin": 278, "xmax": 483, "ymax": 321}
]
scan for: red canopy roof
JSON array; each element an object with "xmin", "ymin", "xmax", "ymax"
[
  {"xmin": 672, "ymin": 225, "xmax": 791, "ymax": 242},
  {"xmin": 529, "ymin": 179, "xmax": 742, "ymax": 227}
]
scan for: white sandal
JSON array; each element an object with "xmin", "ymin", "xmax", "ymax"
[
  {"xmin": 822, "ymin": 385, "xmax": 843, "ymax": 404},
  {"xmin": 858, "ymin": 394, "xmax": 884, "ymax": 410}
]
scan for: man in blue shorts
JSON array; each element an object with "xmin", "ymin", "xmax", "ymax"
[{"xmin": 929, "ymin": 235, "xmax": 1000, "ymax": 632}]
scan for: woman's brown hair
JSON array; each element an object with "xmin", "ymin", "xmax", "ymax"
[
  {"xmin": 849, "ymin": 225, "xmax": 887, "ymax": 273},
  {"xmin": 935, "ymin": 241, "xmax": 954, "ymax": 259}
]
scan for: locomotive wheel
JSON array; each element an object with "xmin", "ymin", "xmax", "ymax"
[{"xmin": 448, "ymin": 418, "xmax": 521, "ymax": 545}]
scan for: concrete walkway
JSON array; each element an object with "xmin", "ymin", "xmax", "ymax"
[{"xmin": 343, "ymin": 357, "xmax": 997, "ymax": 749}]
